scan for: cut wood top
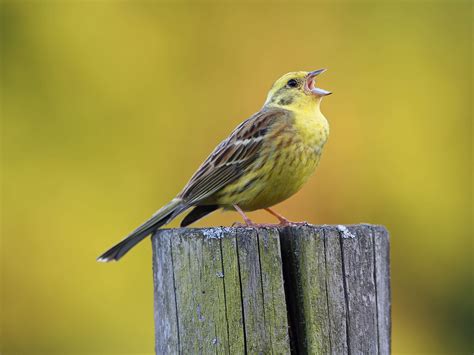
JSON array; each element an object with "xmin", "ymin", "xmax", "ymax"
[{"xmin": 152, "ymin": 224, "xmax": 390, "ymax": 355}]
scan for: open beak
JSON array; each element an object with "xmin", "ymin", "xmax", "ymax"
[{"xmin": 305, "ymin": 69, "xmax": 331, "ymax": 97}]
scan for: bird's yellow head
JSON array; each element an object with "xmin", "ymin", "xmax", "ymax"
[{"xmin": 264, "ymin": 70, "xmax": 331, "ymax": 111}]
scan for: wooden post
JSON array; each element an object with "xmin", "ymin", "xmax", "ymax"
[{"xmin": 152, "ymin": 224, "xmax": 390, "ymax": 354}]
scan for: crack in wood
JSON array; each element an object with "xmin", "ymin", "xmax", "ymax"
[
  {"xmin": 371, "ymin": 227, "xmax": 381, "ymax": 354},
  {"xmin": 218, "ymin": 238, "xmax": 231, "ymax": 355},
  {"xmin": 169, "ymin": 235, "xmax": 181, "ymax": 353},
  {"xmin": 152, "ymin": 225, "xmax": 390, "ymax": 355},
  {"xmin": 339, "ymin": 229, "xmax": 352, "ymax": 355},
  {"xmin": 322, "ymin": 230, "xmax": 333, "ymax": 354},
  {"xmin": 235, "ymin": 232, "xmax": 249, "ymax": 355}
]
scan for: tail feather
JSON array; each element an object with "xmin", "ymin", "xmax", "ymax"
[
  {"xmin": 97, "ymin": 199, "xmax": 186, "ymax": 262},
  {"xmin": 181, "ymin": 205, "xmax": 219, "ymax": 227}
]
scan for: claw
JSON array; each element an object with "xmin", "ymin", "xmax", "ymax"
[
  {"xmin": 232, "ymin": 221, "xmax": 248, "ymax": 227},
  {"xmin": 279, "ymin": 220, "xmax": 309, "ymax": 227},
  {"xmin": 233, "ymin": 205, "xmax": 310, "ymax": 228},
  {"xmin": 232, "ymin": 221, "xmax": 282, "ymax": 228},
  {"xmin": 264, "ymin": 208, "xmax": 309, "ymax": 226}
]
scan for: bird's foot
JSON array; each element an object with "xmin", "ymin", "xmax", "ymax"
[
  {"xmin": 232, "ymin": 205, "xmax": 310, "ymax": 228},
  {"xmin": 232, "ymin": 204, "xmax": 256, "ymax": 227},
  {"xmin": 232, "ymin": 221, "xmax": 281, "ymax": 228},
  {"xmin": 264, "ymin": 208, "xmax": 309, "ymax": 227},
  {"xmin": 277, "ymin": 220, "xmax": 310, "ymax": 227},
  {"xmin": 232, "ymin": 221, "xmax": 250, "ymax": 227}
]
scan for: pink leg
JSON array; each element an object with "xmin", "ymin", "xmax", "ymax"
[
  {"xmin": 264, "ymin": 208, "xmax": 309, "ymax": 226},
  {"xmin": 233, "ymin": 204, "xmax": 254, "ymax": 226}
]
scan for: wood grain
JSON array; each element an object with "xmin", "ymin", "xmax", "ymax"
[{"xmin": 152, "ymin": 224, "xmax": 390, "ymax": 354}]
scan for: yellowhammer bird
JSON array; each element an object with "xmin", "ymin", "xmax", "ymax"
[{"xmin": 98, "ymin": 69, "xmax": 331, "ymax": 262}]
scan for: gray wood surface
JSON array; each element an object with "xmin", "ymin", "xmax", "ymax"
[{"xmin": 152, "ymin": 224, "xmax": 390, "ymax": 354}]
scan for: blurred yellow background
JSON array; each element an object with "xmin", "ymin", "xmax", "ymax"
[{"xmin": 1, "ymin": 1, "xmax": 472, "ymax": 354}]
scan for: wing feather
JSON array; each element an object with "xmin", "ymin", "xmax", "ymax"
[{"xmin": 179, "ymin": 107, "xmax": 292, "ymax": 204}]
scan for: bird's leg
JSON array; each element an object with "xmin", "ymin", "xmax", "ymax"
[
  {"xmin": 264, "ymin": 208, "xmax": 309, "ymax": 226},
  {"xmin": 233, "ymin": 204, "xmax": 255, "ymax": 226},
  {"xmin": 264, "ymin": 208, "xmax": 291, "ymax": 225}
]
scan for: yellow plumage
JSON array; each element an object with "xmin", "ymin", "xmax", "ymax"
[
  {"xmin": 98, "ymin": 70, "xmax": 331, "ymax": 261},
  {"xmin": 217, "ymin": 99, "xmax": 329, "ymax": 211},
  {"xmin": 214, "ymin": 71, "xmax": 330, "ymax": 211}
]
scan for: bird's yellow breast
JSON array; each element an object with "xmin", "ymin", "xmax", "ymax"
[{"xmin": 216, "ymin": 106, "xmax": 329, "ymax": 211}]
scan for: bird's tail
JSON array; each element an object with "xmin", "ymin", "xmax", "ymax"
[{"xmin": 97, "ymin": 198, "xmax": 186, "ymax": 262}]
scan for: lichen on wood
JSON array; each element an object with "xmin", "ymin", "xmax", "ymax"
[{"xmin": 152, "ymin": 224, "xmax": 390, "ymax": 354}]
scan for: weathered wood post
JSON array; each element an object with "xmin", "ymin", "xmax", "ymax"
[{"xmin": 152, "ymin": 225, "xmax": 390, "ymax": 354}]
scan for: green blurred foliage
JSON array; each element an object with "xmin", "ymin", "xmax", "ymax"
[{"xmin": 1, "ymin": 1, "xmax": 472, "ymax": 354}]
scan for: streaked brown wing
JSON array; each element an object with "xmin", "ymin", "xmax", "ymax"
[{"xmin": 179, "ymin": 106, "xmax": 292, "ymax": 204}]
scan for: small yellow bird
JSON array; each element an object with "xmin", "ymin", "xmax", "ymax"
[{"xmin": 98, "ymin": 69, "xmax": 331, "ymax": 262}]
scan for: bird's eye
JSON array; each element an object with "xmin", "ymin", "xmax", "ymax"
[{"xmin": 287, "ymin": 79, "xmax": 298, "ymax": 88}]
